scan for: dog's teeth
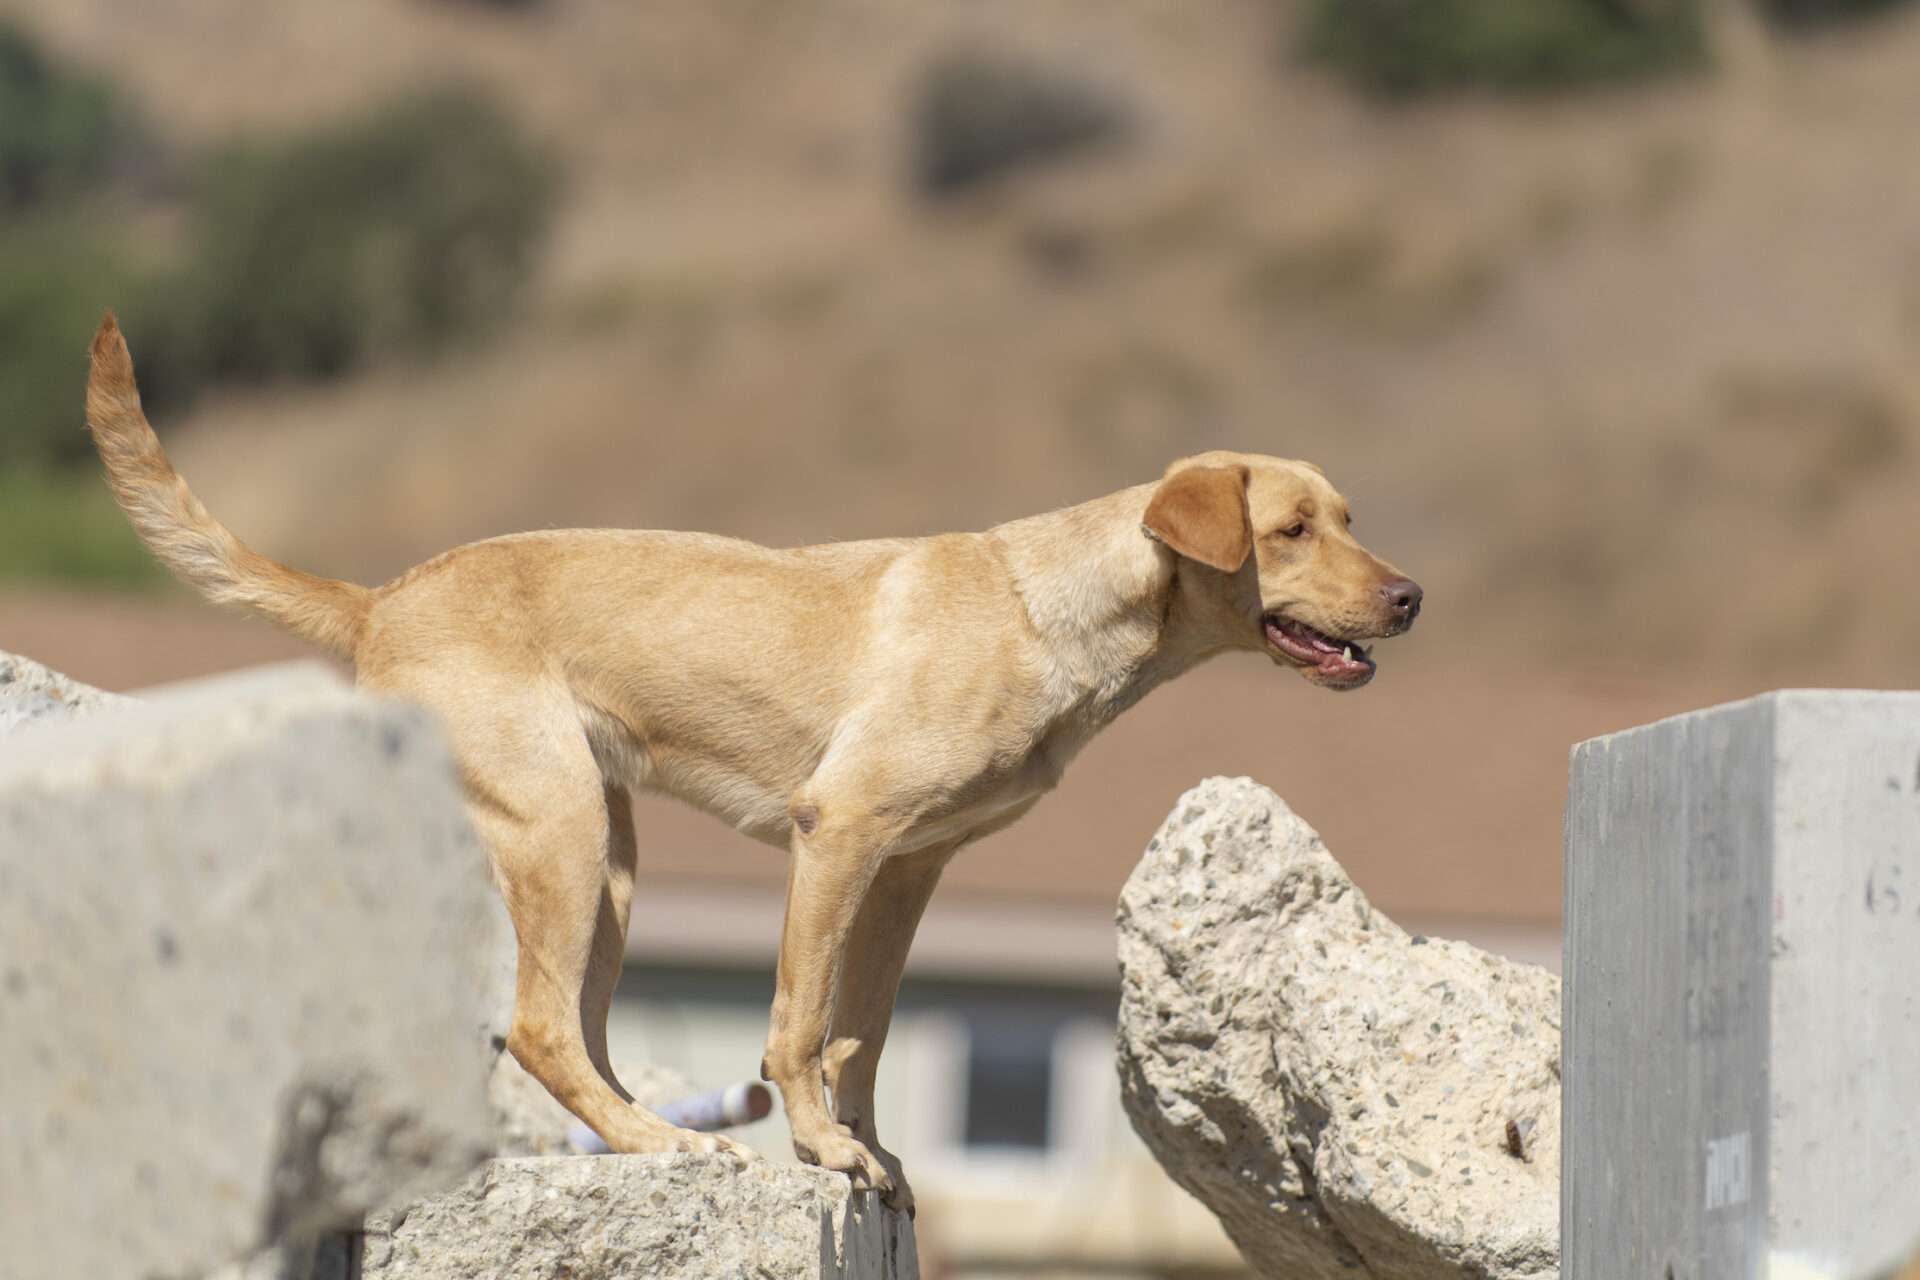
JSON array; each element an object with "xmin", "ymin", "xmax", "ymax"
[{"xmin": 1344, "ymin": 645, "xmax": 1356, "ymax": 661}]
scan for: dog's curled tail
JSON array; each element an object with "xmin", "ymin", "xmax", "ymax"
[{"xmin": 85, "ymin": 313, "xmax": 371, "ymax": 659}]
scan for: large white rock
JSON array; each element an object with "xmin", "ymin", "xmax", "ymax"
[
  {"xmin": 1116, "ymin": 777, "xmax": 1561, "ymax": 1279},
  {"xmin": 355, "ymin": 1155, "xmax": 919, "ymax": 1280},
  {"xmin": 0, "ymin": 648, "xmax": 130, "ymax": 731},
  {"xmin": 0, "ymin": 661, "xmax": 503, "ymax": 1280}
]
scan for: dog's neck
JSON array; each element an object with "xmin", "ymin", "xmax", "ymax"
[{"xmin": 990, "ymin": 485, "xmax": 1228, "ymax": 732}]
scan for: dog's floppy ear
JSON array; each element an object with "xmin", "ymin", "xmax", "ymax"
[{"xmin": 1142, "ymin": 464, "xmax": 1251, "ymax": 573}]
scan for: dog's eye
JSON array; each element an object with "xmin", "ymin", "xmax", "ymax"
[{"xmin": 1281, "ymin": 522, "xmax": 1307, "ymax": 539}]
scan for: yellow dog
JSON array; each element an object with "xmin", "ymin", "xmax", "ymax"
[{"xmin": 85, "ymin": 314, "xmax": 1420, "ymax": 1211}]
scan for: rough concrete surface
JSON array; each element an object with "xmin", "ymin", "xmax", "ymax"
[
  {"xmin": 1116, "ymin": 777, "xmax": 1561, "ymax": 1279},
  {"xmin": 0, "ymin": 661, "xmax": 503, "ymax": 1280},
  {"xmin": 0, "ymin": 647, "xmax": 130, "ymax": 731},
  {"xmin": 355, "ymin": 1155, "xmax": 919, "ymax": 1280}
]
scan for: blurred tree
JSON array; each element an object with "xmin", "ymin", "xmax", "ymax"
[
  {"xmin": 0, "ymin": 65, "xmax": 556, "ymax": 492},
  {"xmin": 0, "ymin": 23, "xmax": 125, "ymax": 212},
  {"xmin": 910, "ymin": 47, "xmax": 1131, "ymax": 195},
  {"xmin": 0, "ymin": 217, "xmax": 143, "ymax": 471},
  {"xmin": 1762, "ymin": 0, "xmax": 1915, "ymax": 26},
  {"xmin": 161, "ymin": 86, "xmax": 559, "ymax": 387},
  {"xmin": 1301, "ymin": 0, "xmax": 1709, "ymax": 95}
]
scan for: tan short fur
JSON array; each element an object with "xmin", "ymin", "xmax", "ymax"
[{"xmin": 85, "ymin": 315, "xmax": 1420, "ymax": 1208}]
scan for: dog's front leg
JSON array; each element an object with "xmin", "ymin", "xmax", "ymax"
[
  {"xmin": 821, "ymin": 844, "xmax": 955, "ymax": 1214},
  {"xmin": 761, "ymin": 807, "xmax": 898, "ymax": 1196}
]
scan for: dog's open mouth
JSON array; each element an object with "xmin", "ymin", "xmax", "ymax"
[{"xmin": 1263, "ymin": 613, "xmax": 1377, "ymax": 688}]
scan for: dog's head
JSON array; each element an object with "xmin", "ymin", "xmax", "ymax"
[{"xmin": 1142, "ymin": 452, "xmax": 1420, "ymax": 690}]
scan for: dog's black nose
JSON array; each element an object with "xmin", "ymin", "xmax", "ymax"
[{"xmin": 1381, "ymin": 577, "xmax": 1423, "ymax": 624}]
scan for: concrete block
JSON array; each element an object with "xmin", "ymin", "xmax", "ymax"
[
  {"xmin": 0, "ymin": 648, "xmax": 129, "ymax": 731},
  {"xmin": 0, "ymin": 662, "xmax": 503, "ymax": 1280},
  {"xmin": 1565, "ymin": 691, "xmax": 1920, "ymax": 1280},
  {"xmin": 1117, "ymin": 777, "xmax": 1562, "ymax": 1279},
  {"xmin": 351, "ymin": 1155, "xmax": 919, "ymax": 1280}
]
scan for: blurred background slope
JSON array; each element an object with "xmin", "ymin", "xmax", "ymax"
[
  {"xmin": 3, "ymin": 1, "xmax": 1918, "ymax": 1273},
  {"xmin": 12, "ymin": 0, "xmax": 1920, "ymax": 680}
]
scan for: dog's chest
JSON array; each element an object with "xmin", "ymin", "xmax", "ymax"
[
  {"xmin": 903, "ymin": 754, "xmax": 1057, "ymax": 851},
  {"xmin": 905, "ymin": 694, "xmax": 1122, "ymax": 851}
]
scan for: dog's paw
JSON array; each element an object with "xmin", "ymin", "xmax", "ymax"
[
  {"xmin": 870, "ymin": 1144, "xmax": 915, "ymax": 1217},
  {"xmin": 675, "ymin": 1128, "xmax": 759, "ymax": 1167},
  {"xmin": 791, "ymin": 1124, "xmax": 893, "ymax": 1197}
]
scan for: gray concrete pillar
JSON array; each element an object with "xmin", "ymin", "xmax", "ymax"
[{"xmin": 1564, "ymin": 691, "xmax": 1920, "ymax": 1279}]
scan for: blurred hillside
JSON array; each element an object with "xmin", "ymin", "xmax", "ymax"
[{"xmin": 9, "ymin": 0, "xmax": 1920, "ymax": 684}]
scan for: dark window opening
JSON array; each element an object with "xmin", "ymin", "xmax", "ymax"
[{"xmin": 961, "ymin": 1015, "xmax": 1054, "ymax": 1150}]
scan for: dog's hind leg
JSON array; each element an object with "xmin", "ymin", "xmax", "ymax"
[
  {"xmin": 580, "ymin": 784, "xmax": 637, "ymax": 1101},
  {"xmin": 490, "ymin": 761, "xmax": 752, "ymax": 1160},
  {"xmin": 387, "ymin": 672, "xmax": 749, "ymax": 1162}
]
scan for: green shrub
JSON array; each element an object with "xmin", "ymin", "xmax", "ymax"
[
  {"xmin": 0, "ymin": 84, "xmax": 556, "ymax": 481},
  {"xmin": 163, "ymin": 85, "xmax": 557, "ymax": 384},
  {"xmin": 1301, "ymin": 0, "xmax": 1709, "ymax": 96},
  {"xmin": 910, "ymin": 48, "xmax": 1131, "ymax": 195},
  {"xmin": 0, "ymin": 216, "xmax": 150, "ymax": 471},
  {"xmin": 0, "ymin": 55, "xmax": 556, "ymax": 589},
  {"xmin": 0, "ymin": 22, "xmax": 127, "ymax": 212},
  {"xmin": 0, "ymin": 467, "xmax": 163, "ymax": 589},
  {"xmin": 1763, "ymin": 0, "xmax": 1917, "ymax": 27}
]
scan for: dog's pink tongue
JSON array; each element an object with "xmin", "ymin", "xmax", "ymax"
[{"xmin": 1276, "ymin": 619, "xmax": 1337, "ymax": 653}]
